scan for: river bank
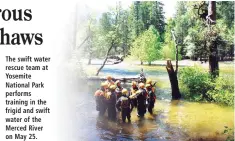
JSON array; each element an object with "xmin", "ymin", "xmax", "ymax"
[{"xmin": 80, "ymin": 59, "xmax": 234, "ymax": 77}]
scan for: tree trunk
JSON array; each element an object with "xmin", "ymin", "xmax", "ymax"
[
  {"xmin": 166, "ymin": 60, "xmax": 181, "ymax": 100},
  {"xmin": 167, "ymin": 30, "xmax": 181, "ymax": 100},
  {"xmin": 207, "ymin": 1, "xmax": 216, "ymax": 25},
  {"xmin": 208, "ymin": 1, "xmax": 219, "ymax": 77},
  {"xmin": 209, "ymin": 42, "xmax": 219, "ymax": 77},
  {"xmin": 96, "ymin": 41, "xmax": 114, "ymax": 76},
  {"xmin": 77, "ymin": 36, "xmax": 89, "ymax": 49},
  {"xmin": 140, "ymin": 61, "xmax": 143, "ymax": 65}
]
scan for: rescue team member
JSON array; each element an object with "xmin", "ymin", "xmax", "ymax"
[
  {"xmin": 130, "ymin": 83, "xmax": 147, "ymax": 117},
  {"xmin": 116, "ymin": 89, "xmax": 133, "ymax": 123},
  {"xmin": 115, "ymin": 80, "xmax": 123, "ymax": 100},
  {"xmin": 106, "ymin": 75, "xmax": 115, "ymax": 87},
  {"xmin": 130, "ymin": 81, "xmax": 138, "ymax": 108},
  {"xmin": 94, "ymin": 82, "xmax": 108, "ymax": 116},
  {"xmin": 146, "ymin": 84, "xmax": 156, "ymax": 114},
  {"xmin": 146, "ymin": 79, "xmax": 156, "ymax": 93},
  {"xmin": 105, "ymin": 85, "xmax": 117, "ymax": 120}
]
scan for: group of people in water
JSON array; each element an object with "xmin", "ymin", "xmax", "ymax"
[{"xmin": 94, "ymin": 73, "xmax": 156, "ymax": 123}]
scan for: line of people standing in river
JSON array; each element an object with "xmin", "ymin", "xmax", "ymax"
[{"xmin": 94, "ymin": 75, "xmax": 156, "ymax": 123}]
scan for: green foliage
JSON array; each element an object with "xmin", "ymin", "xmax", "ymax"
[
  {"xmin": 217, "ymin": 1, "xmax": 234, "ymax": 29},
  {"xmin": 83, "ymin": 1, "xmax": 234, "ymax": 62},
  {"xmin": 130, "ymin": 26, "xmax": 162, "ymax": 64},
  {"xmin": 172, "ymin": 1, "xmax": 234, "ymax": 60},
  {"xmin": 130, "ymin": 1, "xmax": 165, "ymax": 40},
  {"xmin": 179, "ymin": 67, "xmax": 212, "ymax": 101},
  {"xmin": 223, "ymin": 126, "xmax": 234, "ymax": 141},
  {"xmin": 162, "ymin": 41, "xmax": 176, "ymax": 60},
  {"xmin": 90, "ymin": 3, "xmax": 132, "ymax": 58},
  {"xmin": 207, "ymin": 77, "xmax": 234, "ymax": 106},
  {"xmin": 179, "ymin": 67, "xmax": 234, "ymax": 106},
  {"xmin": 162, "ymin": 18, "xmax": 182, "ymax": 60},
  {"xmin": 174, "ymin": 2, "xmax": 191, "ymax": 59}
]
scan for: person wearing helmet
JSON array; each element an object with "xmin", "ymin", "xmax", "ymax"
[
  {"xmin": 129, "ymin": 83, "xmax": 147, "ymax": 117},
  {"xmin": 130, "ymin": 81, "xmax": 138, "ymax": 108},
  {"xmin": 146, "ymin": 79, "xmax": 156, "ymax": 93},
  {"xmin": 94, "ymin": 82, "xmax": 108, "ymax": 116},
  {"xmin": 106, "ymin": 75, "xmax": 115, "ymax": 87},
  {"xmin": 138, "ymin": 68, "xmax": 146, "ymax": 83},
  {"xmin": 115, "ymin": 80, "xmax": 123, "ymax": 100},
  {"xmin": 146, "ymin": 84, "xmax": 156, "ymax": 114},
  {"xmin": 146, "ymin": 79, "xmax": 152, "ymax": 85},
  {"xmin": 116, "ymin": 88, "xmax": 133, "ymax": 123},
  {"xmin": 105, "ymin": 85, "xmax": 117, "ymax": 120}
]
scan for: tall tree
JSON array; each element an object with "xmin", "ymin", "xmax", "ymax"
[
  {"xmin": 96, "ymin": 3, "xmax": 124, "ymax": 75},
  {"xmin": 133, "ymin": 1, "xmax": 141, "ymax": 37},
  {"xmin": 150, "ymin": 1, "xmax": 165, "ymax": 40},
  {"xmin": 119, "ymin": 10, "xmax": 130, "ymax": 57},
  {"xmin": 207, "ymin": 1, "xmax": 219, "ymax": 77},
  {"xmin": 174, "ymin": 1, "xmax": 190, "ymax": 59},
  {"xmin": 130, "ymin": 26, "xmax": 162, "ymax": 65}
]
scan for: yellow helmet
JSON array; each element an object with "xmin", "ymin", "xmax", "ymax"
[
  {"xmin": 122, "ymin": 88, "xmax": 128, "ymax": 95},
  {"xmin": 139, "ymin": 83, "xmax": 145, "ymax": 89},
  {"xmin": 101, "ymin": 82, "xmax": 108, "ymax": 88},
  {"xmin": 109, "ymin": 85, "xmax": 116, "ymax": 90},
  {"xmin": 132, "ymin": 81, "xmax": 137, "ymax": 86},
  {"xmin": 146, "ymin": 84, "xmax": 151, "ymax": 88},
  {"xmin": 106, "ymin": 75, "xmax": 112, "ymax": 80},
  {"xmin": 146, "ymin": 79, "xmax": 152, "ymax": 84}
]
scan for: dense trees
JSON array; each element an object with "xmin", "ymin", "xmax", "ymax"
[
  {"xmin": 130, "ymin": 26, "xmax": 162, "ymax": 65},
  {"xmin": 129, "ymin": 1, "xmax": 165, "ymax": 63},
  {"xmin": 80, "ymin": 1, "xmax": 233, "ymax": 66},
  {"xmin": 172, "ymin": 1, "xmax": 234, "ymax": 61}
]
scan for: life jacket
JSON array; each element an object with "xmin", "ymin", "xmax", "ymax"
[
  {"xmin": 147, "ymin": 83, "xmax": 155, "ymax": 93},
  {"xmin": 120, "ymin": 97, "xmax": 130, "ymax": 109},
  {"xmin": 131, "ymin": 86, "xmax": 138, "ymax": 94},
  {"xmin": 136, "ymin": 89, "xmax": 147, "ymax": 106},
  {"xmin": 105, "ymin": 91, "xmax": 116, "ymax": 104},
  {"xmin": 104, "ymin": 92, "xmax": 111, "ymax": 100},
  {"xmin": 146, "ymin": 88, "xmax": 156, "ymax": 101}
]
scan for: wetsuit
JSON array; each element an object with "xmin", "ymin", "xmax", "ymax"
[
  {"xmin": 94, "ymin": 88, "xmax": 107, "ymax": 116},
  {"xmin": 105, "ymin": 91, "xmax": 117, "ymax": 120},
  {"xmin": 146, "ymin": 87, "xmax": 156, "ymax": 114},
  {"xmin": 116, "ymin": 95, "xmax": 133, "ymax": 122},
  {"xmin": 136, "ymin": 88, "xmax": 147, "ymax": 117}
]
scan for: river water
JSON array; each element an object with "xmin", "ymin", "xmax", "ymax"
[{"xmin": 73, "ymin": 65, "xmax": 234, "ymax": 141}]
